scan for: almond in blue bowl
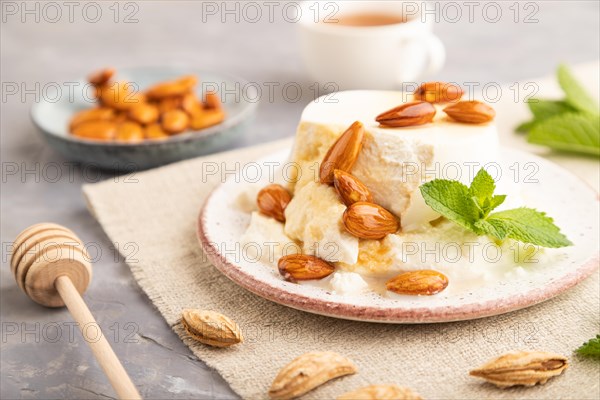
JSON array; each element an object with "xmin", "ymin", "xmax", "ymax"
[{"xmin": 31, "ymin": 67, "xmax": 256, "ymax": 171}]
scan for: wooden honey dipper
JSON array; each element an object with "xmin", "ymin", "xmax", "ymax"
[{"xmin": 10, "ymin": 223, "xmax": 141, "ymax": 399}]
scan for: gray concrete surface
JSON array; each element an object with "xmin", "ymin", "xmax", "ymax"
[{"xmin": 1, "ymin": 1, "xmax": 599, "ymax": 399}]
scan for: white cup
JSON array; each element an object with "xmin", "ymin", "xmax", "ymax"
[{"xmin": 297, "ymin": 1, "xmax": 445, "ymax": 90}]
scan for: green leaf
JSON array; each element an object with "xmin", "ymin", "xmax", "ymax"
[
  {"xmin": 419, "ymin": 168, "xmax": 571, "ymax": 248},
  {"xmin": 419, "ymin": 179, "xmax": 479, "ymax": 231},
  {"xmin": 576, "ymin": 335, "xmax": 600, "ymax": 359},
  {"xmin": 468, "ymin": 169, "xmax": 502, "ymax": 218},
  {"xmin": 475, "ymin": 219, "xmax": 510, "ymax": 240},
  {"xmin": 528, "ymin": 99, "xmax": 576, "ymax": 120},
  {"xmin": 469, "ymin": 169, "xmax": 496, "ymax": 204},
  {"xmin": 528, "ymin": 112, "xmax": 600, "ymax": 156},
  {"xmin": 487, "ymin": 208, "xmax": 572, "ymax": 248},
  {"xmin": 489, "ymin": 195, "xmax": 506, "ymax": 212},
  {"xmin": 557, "ymin": 64, "xmax": 599, "ymax": 114},
  {"xmin": 516, "ymin": 120, "xmax": 536, "ymax": 133}
]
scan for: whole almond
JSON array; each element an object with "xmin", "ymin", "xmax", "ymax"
[
  {"xmin": 162, "ymin": 109, "xmax": 190, "ymax": 134},
  {"xmin": 386, "ymin": 270, "xmax": 448, "ymax": 295},
  {"xmin": 115, "ymin": 121, "xmax": 144, "ymax": 143},
  {"xmin": 71, "ymin": 120, "xmax": 117, "ymax": 140},
  {"xmin": 337, "ymin": 385, "xmax": 422, "ymax": 400},
  {"xmin": 413, "ymin": 81, "xmax": 463, "ymax": 103},
  {"xmin": 333, "ymin": 170, "xmax": 373, "ymax": 206},
  {"xmin": 376, "ymin": 101, "xmax": 436, "ymax": 127},
  {"xmin": 269, "ymin": 351, "xmax": 357, "ymax": 400},
  {"xmin": 157, "ymin": 96, "xmax": 183, "ymax": 113},
  {"xmin": 128, "ymin": 102, "xmax": 159, "ymax": 124},
  {"xmin": 144, "ymin": 123, "xmax": 169, "ymax": 140},
  {"xmin": 99, "ymin": 81, "xmax": 145, "ymax": 110},
  {"xmin": 443, "ymin": 101, "xmax": 496, "ymax": 123},
  {"xmin": 319, "ymin": 121, "xmax": 365, "ymax": 184},
  {"xmin": 343, "ymin": 202, "xmax": 399, "ymax": 240},
  {"xmin": 257, "ymin": 184, "xmax": 292, "ymax": 222},
  {"xmin": 69, "ymin": 107, "xmax": 115, "ymax": 131},
  {"xmin": 181, "ymin": 309, "xmax": 243, "ymax": 348},
  {"xmin": 278, "ymin": 254, "xmax": 335, "ymax": 282},
  {"xmin": 204, "ymin": 91, "xmax": 222, "ymax": 110},
  {"xmin": 470, "ymin": 351, "xmax": 568, "ymax": 388},
  {"xmin": 181, "ymin": 92, "xmax": 204, "ymax": 116},
  {"xmin": 146, "ymin": 75, "xmax": 198, "ymax": 100},
  {"xmin": 190, "ymin": 109, "xmax": 226, "ymax": 130},
  {"xmin": 88, "ymin": 67, "xmax": 115, "ymax": 86}
]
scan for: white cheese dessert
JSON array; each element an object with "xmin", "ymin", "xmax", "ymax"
[
  {"xmin": 239, "ymin": 89, "xmax": 544, "ymax": 296},
  {"xmin": 289, "ymin": 90, "xmax": 518, "ymax": 232}
]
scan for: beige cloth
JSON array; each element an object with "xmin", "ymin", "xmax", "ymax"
[
  {"xmin": 83, "ymin": 63, "xmax": 600, "ymax": 399},
  {"xmin": 83, "ymin": 138, "xmax": 599, "ymax": 400}
]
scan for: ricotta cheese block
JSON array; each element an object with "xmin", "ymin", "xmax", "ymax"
[
  {"xmin": 238, "ymin": 90, "xmax": 536, "ymax": 295},
  {"xmin": 240, "ymin": 212, "xmax": 301, "ymax": 265},
  {"xmin": 288, "ymin": 90, "xmax": 519, "ymax": 232},
  {"xmin": 284, "ymin": 181, "xmax": 359, "ymax": 264}
]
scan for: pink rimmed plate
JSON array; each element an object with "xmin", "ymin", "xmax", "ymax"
[{"xmin": 197, "ymin": 148, "xmax": 599, "ymax": 323}]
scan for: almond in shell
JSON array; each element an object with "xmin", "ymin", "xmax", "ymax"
[
  {"xmin": 413, "ymin": 81, "xmax": 463, "ymax": 103},
  {"xmin": 257, "ymin": 184, "xmax": 292, "ymax": 222},
  {"xmin": 375, "ymin": 101, "xmax": 436, "ymax": 127},
  {"xmin": 319, "ymin": 121, "xmax": 365, "ymax": 184},
  {"xmin": 337, "ymin": 385, "xmax": 422, "ymax": 400},
  {"xmin": 278, "ymin": 254, "xmax": 335, "ymax": 282},
  {"xmin": 333, "ymin": 170, "xmax": 373, "ymax": 206},
  {"xmin": 443, "ymin": 101, "xmax": 496, "ymax": 124},
  {"xmin": 386, "ymin": 270, "xmax": 448, "ymax": 296},
  {"xmin": 469, "ymin": 351, "xmax": 568, "ymax": 388},
  {"xmin": 343, "ymin": 202, "xmax": 399, "ymax": 240},
  {"xmin": 181, "ymin": 309, "xmax": 243, "ymax": 348},
  {"xmin": 269, "ymin": 351, "xmax": 357, "ymax": 400}
]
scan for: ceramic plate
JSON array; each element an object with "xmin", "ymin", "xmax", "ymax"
[
  {"xmin": 31, "ymin": 67, "xmax": 257, "ymax": 171},
  {"xmin": 198, "ymin": 148, "xmax": 599, "ymax": 323}
]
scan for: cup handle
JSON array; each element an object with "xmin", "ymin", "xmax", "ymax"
[{"xmin": 420, "ymin": 33, "xmax": 446, "ymax": 77}]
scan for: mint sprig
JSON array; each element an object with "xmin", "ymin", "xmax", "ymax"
[
  {"xmin": 557, "ymin": 64, "xmax": 599, "ymax": 114},
  {"xmin": 517, "ymin": 65, "xmax": 599, "ymax": 156},
  {"xmin": 529, "ymin": 113, "xmax": 600, "ymax": 156},
  {"xmin": 420, "ymin": 169, "xmax": 572, "ymax": 248},
  {"xmin": 576, "ymin": 335, "xmax": 600, "ymax": 359}
]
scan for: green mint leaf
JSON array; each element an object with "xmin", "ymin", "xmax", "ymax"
[
  {"xmin": 487, "ymin": 208, "xmax": 572, "ymax": 248},
  {"xmin": 557, "ymin": 64, "xmax": 599, "ymax": 114},
  {"xmin": 419, "ymin": 169, "xmax": 571, "ymax": 248},
  {"xmin": 467, "ymin": 170, "xmax": 505, "ymax": 216},
  {"xmin": 516, "ymin": 120, "xmax": 536, "ymax": 133},
  {"xmin": 528, "ymin": 112, "xmax": 600, "ymax": 156},
  {"xmin": 489, "ymin": 195, "xmax": 506, "ymax": 211},
  {"xmin": 469, "ymin": 169, "xmax": 495, "ymax": 203},
  {"xmin": 516, "ymin": 100, "xmax": 576, "ymax": 133},
  {"xmin": 528, "ymin": 99, "xmax": 576, "ymax": 120},
  {"xmin": 419, "ymin": 179, "xmax": 479, "ymax": 231},
  {"xmin": 475, "ymin": 219, "xmax": 510, "ymax": 240},
  {"xmin": 576, "ymin": 335, "xmax": 600, "ymax": 359}
]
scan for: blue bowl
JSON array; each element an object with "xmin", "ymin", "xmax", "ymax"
[{"xmin": 31, "ymin": 68, "xmax": 257, "ymax": 171}]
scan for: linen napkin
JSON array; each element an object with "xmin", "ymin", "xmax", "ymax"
[
  {"xmin": 83, "ymin": 65, "xmax": 600, "ymax": 399},
  {"xmin": 82, "ymin": 140, "xmax": 598, "ymax": 399}
]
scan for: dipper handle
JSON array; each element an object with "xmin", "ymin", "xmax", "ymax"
[{"xmin": 55, "ymin": 276, "xmax": 141, "ymax": 400}]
